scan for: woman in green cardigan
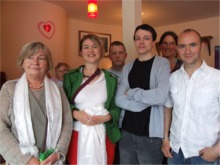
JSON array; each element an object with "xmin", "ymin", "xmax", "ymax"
[{"xmin": 63, "ymin": 34, "xmax": 121, "ymax": 165}]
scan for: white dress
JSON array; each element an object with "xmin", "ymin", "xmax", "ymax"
[{"xmin": 74, "ymin": 71, "xmax": 108, "ymax": 165}]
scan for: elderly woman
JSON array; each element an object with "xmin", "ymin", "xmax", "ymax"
[
  {"xmin": 63, "ymin": 34, "xmax": 121, "ymax": 165},
  {"xmin": 0, "ymin": 42, "xmax": 72, "ymax": 165}
]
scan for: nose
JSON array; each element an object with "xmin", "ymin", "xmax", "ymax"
[
  {"xmin": 139, "ymin": 38, "xmax": 145, "ymax": 43},
  {"xmin": 185, "ymin": 46, "xmax": 191, "ymax": 54},
  {"xmin": 88, "ymin": 47, "xmax": 94, "ymax": 52},
  {"xmin": 115, "ymin": 52, "xmax": 120, "ymax": 58},
  {"xmin": 33, "ymin": 57, "xmax": 40, "ymax": 64}
]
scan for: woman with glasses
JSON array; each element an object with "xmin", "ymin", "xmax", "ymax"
[{"xmin": 159, "ymin": 31, "xmax": 183, "ymax": 72}]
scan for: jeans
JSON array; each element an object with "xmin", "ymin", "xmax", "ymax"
[
  {"xmin": 119, "ymin": 130, "xmax": 164, "ymax": 164},
  {"xmin": 168, "ymin": 148, "xmax": 219, "ymax": 165}
]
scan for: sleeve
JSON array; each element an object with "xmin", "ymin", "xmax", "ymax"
[
  {"xmin": 116, "ymin": 59, "xmax": 170, "ymax": 112},
  {"xmin": 63, "ymin": 72, "xmax": 78, "ymax": 111},
  {"xmin": 126, "ymin": 59, "xmax": 170, "ymax": 107},
  {"xmin": 106, "ymin": 100, "xmax": 121, "ymax": 127},
  {"xmin": 115, "ymin": 63, "xmax": 149, "ymax": 112},
  {"xmin": 164, "ymin": 91, "xmax": 173, "ymax": 108},
  {"xmin": 105, "ymin": 78, "xmax": 121, "ymax": 128},
  {"xmin": 104, "ymin": 75, "xmax": 121, "ymax": 143},
  {"xmin": 55, "ymin": 87, "xmax": 73, "ymax": 161},
  {"xmin": 0, "ymin": 82, "xmax": 32, "ymax": 164}
]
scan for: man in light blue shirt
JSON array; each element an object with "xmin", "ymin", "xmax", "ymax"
[{"xmin": 115, "ymin": 24, "xmax": 170, "ymax": 164}]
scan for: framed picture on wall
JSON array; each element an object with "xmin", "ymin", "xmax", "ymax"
[
  {"xmin": 215, "ymin": 46, "xmax": 220, "ymax": 70},
  {"xmin": 79, "ymin": 30, "xmax": 111, "ymax": 57}
]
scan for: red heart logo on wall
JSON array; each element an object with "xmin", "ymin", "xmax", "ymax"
[
  {"xmin": 38, "ymin": 21, "xmax": 55, "ymax": 39},
  {"xmin": 44, "ymin": 24, "xmax": 51, "ymax": 32}
]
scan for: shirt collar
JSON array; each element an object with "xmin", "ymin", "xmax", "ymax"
[{"xmin": 180, "ymin": 60, "xmax": 208, "ymax": 74}]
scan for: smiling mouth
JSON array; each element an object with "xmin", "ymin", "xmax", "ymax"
[
  {"xmin": 30, "ymin": 67, "xmax": 40, "ymax": 70},
  {"xmin": 185, "ymin": 55, "xmax": 192, "ymax": 58},
  {"xmin": 138, "ymin": 46, "xmax": 146, "ymax": 49},
  {"xmin": 88, "ymin": 54, "xmax": 95, "ymax": 56}
]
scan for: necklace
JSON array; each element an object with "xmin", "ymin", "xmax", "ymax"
[
  {"xmin": 82, "ymin": 67, "xmax": 100, "ymax": 79},
  {"xmin": 82, "ymin": 67, "xmax": 92, "ymax": 78},
  {"xmin": 28, "ymin": 82, "xmax": 44, "ymax": 89}
]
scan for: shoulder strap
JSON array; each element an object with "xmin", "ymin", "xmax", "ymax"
[{"xmin": 71, "ymin": 68, "xmax": 100, "ymax": 104}]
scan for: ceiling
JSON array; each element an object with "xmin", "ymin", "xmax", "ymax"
[{"xmin": 45, "ymin": 0, "xmax": 219, "ymax": 27}]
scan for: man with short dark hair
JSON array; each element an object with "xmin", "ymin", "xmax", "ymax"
[{"xmin": 115, "ymin": 24, "xmax": 170, "ymax": 164}]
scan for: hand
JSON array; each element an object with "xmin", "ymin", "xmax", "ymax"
[
  {"xmin": 27, "ymin": 157, "xmax": 40, "ymax": 165},
  {"xmin": 199, "ymin": 146, "xmax": 219, "ymax": 162},
  {"xmin": 125, "ymin": 90, "xmax": 129, "ymax": 96},
  {"xmin": 92, "ymin": 114, "xmax": 112, "ymax": 125},
  {"xmin": 73, "ymin": 110, "xmax": 93, "ymax": 125},
  {"xmin": 40, "ymin": 152, "xmax": 60, "ymax": 165},
  {"xmin": 161, "ymin": 139, "xmax": 173, "ymax": 158}
]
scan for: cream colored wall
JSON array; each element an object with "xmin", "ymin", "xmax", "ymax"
[
  {"xmin": 1, "ymin": 1, "xmax": 67, "ymax": 80},
  {"xmin": 1, "ymin": 0, "xmax": 219, "ymax": 81},
  {"xmin": 154, "ymin": 16, "xmax": 220, "ymax": 67},
  {"xmin": 66, "ymin": 19, "xmax": 122, "ymax": 70},
  {"xmin": 1, "ymin": 1, "xmax": 122, "ymax": 80}
]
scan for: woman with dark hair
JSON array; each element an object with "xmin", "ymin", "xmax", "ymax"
[{"xmin": 159, "ymin": 31, "xmax": 182, "ymax": 72}]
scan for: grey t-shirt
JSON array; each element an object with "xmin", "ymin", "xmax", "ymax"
[{"xmin": 108, "ymin": 68, "xmax": 122, "ymax": 78}]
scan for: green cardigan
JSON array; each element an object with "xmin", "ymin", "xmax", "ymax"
[{"xmin": 63, "ymin": 66, "xmax": 121, "ymax": 143}]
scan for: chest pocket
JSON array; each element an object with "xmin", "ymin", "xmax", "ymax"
[
  {"xmin": 192, "ymin": 83, "xmax": 218, "ymax": 107},
  {"xmin": 170, "ymin": 85, "xmax": 185, "ymax": 107}
]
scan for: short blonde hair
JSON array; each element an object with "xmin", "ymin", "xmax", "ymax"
[
  {"xmin": 79, "ymin": 34, "xmax": 105, "ymax": 57},
  {"xmin": 17, "ymin": 42, "xmax": 53, "ymax": 71}
]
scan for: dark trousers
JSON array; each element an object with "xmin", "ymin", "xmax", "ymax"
[{"xmin": 119, "ymin": 130, "xmax": 164, "ymax": 164}]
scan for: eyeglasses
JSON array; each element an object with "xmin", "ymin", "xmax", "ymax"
[{"xmin": 161, "ymin": 42, "xmax": 176, "ymax": 47}]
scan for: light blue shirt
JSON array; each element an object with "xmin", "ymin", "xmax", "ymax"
[{"xmin": 115, "ymin": 56, "xmax": 170, "ymax": 138}]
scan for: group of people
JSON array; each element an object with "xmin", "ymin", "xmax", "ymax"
[{"xmin": 0, "ymin": 23, "xmax": 219, "ymax": 165}]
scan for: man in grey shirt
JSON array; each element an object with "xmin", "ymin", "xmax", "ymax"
[
  {"xmin": 108, "ymin": 41, "xmax": 127, "ymax": 78},
  {"xmin": 115, "ymin": 24, "xmax": 170, "ymax": 164}
]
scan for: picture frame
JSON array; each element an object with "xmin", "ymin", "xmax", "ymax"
[
  {"xmin": 215, "ymin": 46, "xmax": 220, "ymax": 70},
  {"xmin": 79, "ymin": 30, "xmax": 111, "ymax": 57}
]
